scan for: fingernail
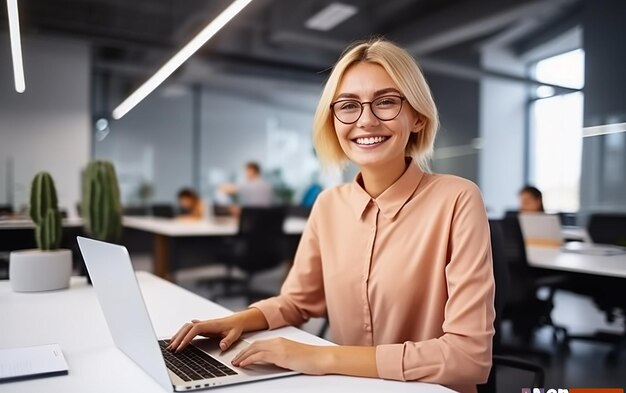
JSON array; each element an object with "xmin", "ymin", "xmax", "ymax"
[{"xmin": 220, "ymin": 343, "xmax": 226, "ymax": 350}]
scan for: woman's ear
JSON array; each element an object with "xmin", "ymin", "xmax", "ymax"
[{"xmin": 412, "ymin": 113, "xmax": 425, "ymax": 134}]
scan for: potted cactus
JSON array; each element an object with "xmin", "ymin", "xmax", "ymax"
[
  {"xmin": 9, "ymin": 172, "xmax": 72, "ymax": 292},
  {"xmin": 81, "ymin": 160, "xmax": 122, "ymax": 240}
]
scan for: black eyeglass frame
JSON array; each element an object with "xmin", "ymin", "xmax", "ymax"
[{"xmin": 329, "ymin": 95, "xmax": 406, "ymax": 124}]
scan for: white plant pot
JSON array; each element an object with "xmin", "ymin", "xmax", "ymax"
[{"xmin": 9, "ymin": 249, "xmax": 72, "ymax": 292}]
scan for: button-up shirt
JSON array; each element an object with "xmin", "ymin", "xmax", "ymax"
[{"xmin": 251, "ymin": 161, "xmax": 495, "ymax": 393}]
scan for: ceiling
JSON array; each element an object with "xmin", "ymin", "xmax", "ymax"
[{"xmin": 0, "ymin": 0, "xmax": 583, "ymax": 86}]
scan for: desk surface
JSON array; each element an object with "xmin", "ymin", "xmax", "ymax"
[
  {"xmin": 1, "ymin": 272, "xmax": 450, "ymax": 393},
  {"xmin": 123, "ymin": 216, "xmax": 307, "ymax": 236},
  {"xmin": 527, "ymin": 246, "xmax": 626, "ymax": 278},
  {"xmin": 0, "ymin": 217, "xmax": 83, "ymax": 230}
]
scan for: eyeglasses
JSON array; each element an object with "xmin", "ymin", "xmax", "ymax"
[{"xmin": 330, "ymin": 95, "xmax": 405, "ymax": 124}]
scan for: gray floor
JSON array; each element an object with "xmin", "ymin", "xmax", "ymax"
[{"xmin": 131, "ymin": 253, "xmax": 626, "ymax": 390}]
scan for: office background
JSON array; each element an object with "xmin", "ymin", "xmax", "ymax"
[{"xmin": 1, "ymin": 0, "xmax": 626, "ymax": 391}]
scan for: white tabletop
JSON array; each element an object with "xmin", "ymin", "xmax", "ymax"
[
  {"xmin": 0, "ymin": 272, "xmax": 450, "ymax": 393},
  {"xmin": 123, "ymin": 216, "xmax": 307, "ymax": 237},
  {"xmin": 526, "ymin": 246, "xmax": 626, "ymax": 278},
  {"xmin": 0, "ymin": 217, "xmax": 83, "ymax": 230}
]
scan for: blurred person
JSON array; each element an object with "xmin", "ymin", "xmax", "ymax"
[
  {"xmin": 219, "ymin": 162, "xmax": 273, "ymax": 216},
  {"xmin": 519, "ymin": 185, "xmax": 544, "ymax": 213},
  {"xmin": 168, "ymin": 39, "xmax": 494, "ymax": 393},
  {"xmin": 177, "ymin": 188, "xmax": 205, "ymax": 220}
]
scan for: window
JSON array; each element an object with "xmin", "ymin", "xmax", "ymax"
[{"xmin": 529, "ymin": 49, "xmax": 585, "ymax": 213}]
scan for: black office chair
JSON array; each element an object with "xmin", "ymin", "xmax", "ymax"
[
  {"xmin": 151, "ymin": 204, "xmax": 176, "ymax": 218},
  {"xmin": 587, "ymin": 213, "xmax": 626, "ymax": 246},
  {"xmin": 212, "ymin": 206, "xmax": 288, "ymax": 303},
  {"xmin": 499, "ymin": 214, "xmax": 567, "ymax": 345},
  {"xmin": 0, "ymin": 204, "xmax": 13, "ymax": 217},
  {"xmin": 479, "ymin": 219, "xmax": 545, "ymax": 393}
]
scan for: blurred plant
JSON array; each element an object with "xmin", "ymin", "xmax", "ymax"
[
  {"xmin": 29, "ymin": 172, "xmax": 62, "ymax": 250},
  {"xmin": 82, "ymin": 161, "xmax": 122, "ymax": 241},
  {"xmin": 137, "ymin": 181, "xmax": 154, "ymax": 206}
]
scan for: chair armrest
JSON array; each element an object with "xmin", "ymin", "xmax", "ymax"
[{"xmin": 493, "ymin": 354, "xmax": 545, "ymax": 387}]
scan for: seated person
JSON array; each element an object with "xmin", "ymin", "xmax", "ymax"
[
  {"xmin": 219, "ymin": 162, "xmax": 273, "ymax": 216},
  {"xmin": 177, "ymin": 188, "xmax": 204, "ymax": 220},
  {"xmin": 519, "ymin": 185, "xmax": 544, "ymax": 213}
]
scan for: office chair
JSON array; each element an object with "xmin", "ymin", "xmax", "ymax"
[
  {"xmin": 479, "ymin": 219, "xmax": 545, "ymax": 393},
  {"xmin": 0, "ymin": 204, "xmax": 13, "ymax": 217},
  {"xmin": 210, "ymin": 206, "xmax": 288, "ymax": 303},
  {"xmin": 499, "ymin": 214, "xmax": 567, "ymax": 346},
  {"xmin": 587, "ymin": 213, "xmax": 626, "ymax": 247},
  {"xmin": 151, "ymin": 204, "xmax": 176, "ymax": 218}
]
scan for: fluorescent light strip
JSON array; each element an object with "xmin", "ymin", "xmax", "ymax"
[
  {"xmin": 583, "ymin": 122, "xmax": 626, "ymax": 138},
  {"xmin": 112, "ymin": 0, "xmax": 253, "ymax": 119},
  {"xmin": 6, "ymin": 0, "xmax": 25, "ymax": 93},
  {"xmin": 305, "ymin": 3, "xmax": 358, "ymax": 32}
]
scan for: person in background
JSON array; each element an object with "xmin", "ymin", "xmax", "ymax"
[
  {"xmin": 219, "ymin": 162, "xmax": 273, "ymax": 216},
  {"xmin": 168, "ymin": 39, "xmax": 494, "ymax": 393},
  {"xmin": 177, "ymin": 188, "xmax": 205, "ymax": 220},
  {"xmin": 519, "ymin": 185, "xmax": 544, "ymax": 213}
]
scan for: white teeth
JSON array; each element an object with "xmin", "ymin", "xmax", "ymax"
[{"xmin": 355, "ymin": 136, "xmax": 388, "ymax": 145}]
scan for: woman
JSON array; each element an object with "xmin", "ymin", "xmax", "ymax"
[
  {"xmin": 168, "ymin": 39, "xmax": 495, "ymax": 393},
  {"xmin": 519, "ymin": 185, "xmax": 544, "ymax": 213},
  {"xmin": 176, "ymin": 188, "xmax": 205, "ymax": 220}
]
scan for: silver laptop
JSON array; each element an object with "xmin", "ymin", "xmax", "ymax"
[
  {"xmin": 518, "ymin": 213, "xmax": 626, "ymax": 256},
  {"xmin": 77, "ymin": 236, "xmax": 298, "ymax": 391}
]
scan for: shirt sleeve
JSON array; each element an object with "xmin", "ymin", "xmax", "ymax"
[
  {"xmin": 249, "ymin": 197, "xmax": 327, "ymax": 329},
  {"xmin": 375, "ymin": 182, "xmax": 495, "ymax": 387}
]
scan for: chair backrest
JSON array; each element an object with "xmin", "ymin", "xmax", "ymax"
[
  {"xmin": 587, "ymin": 213, "xmax": 626, "ymax": 246},
  {"xmin": 489, "ymin": 219, "xmax": 510, "ymax": 327},
  {"xmin": 498, "ymin": 214, "xmax": 538, "ymax": 303},
  {"xmin": 236, "ymin": 207, "xmax": 286, "ymax": 273},
  {"xmin": 151, "ymin": 204, "xmax": 175, "ymax": 218}
]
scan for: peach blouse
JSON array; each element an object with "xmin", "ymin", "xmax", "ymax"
[{"xmin": 251, "ymin": 161, "xmax": 495, "ymax": 393}]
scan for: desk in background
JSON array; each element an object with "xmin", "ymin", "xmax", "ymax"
[
  {"xmin": 526, "ymin": 246, "xmax": 626, "ymax": 278},
  {"xmin": 123, "ymin": 216, "xmax": 307, "ymax": 280},
  {"xmin": 0, "ymin": 272, "xmax": 450, "ymax": 393}
]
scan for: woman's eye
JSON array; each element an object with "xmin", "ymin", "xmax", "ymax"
[
  {"xmin": 376, "ymin": 98, "xmax": 395, "ymax": 106},
  {"xmin": 340, "ymin": 102, "xmax": 359, "ymax": 111}
]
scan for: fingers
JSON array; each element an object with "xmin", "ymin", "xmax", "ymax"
[
  {"xmin": 220, "ymin": 329, "xmax": 240, "ymax": 352},
  {"xmin": 167, "ymin": 322, "xmax": 194, "ymax": 351},
  {"xmin": 175, "ymin": 323, "xmax": 203, "ymax": 352},
  {"xmin": 236, "ymin": 351, "xmax": 269, "ymax": 368}
]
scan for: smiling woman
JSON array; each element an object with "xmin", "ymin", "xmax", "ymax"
[{"xmin": 168, "ymin": 39, "xmax": 495, "ymax": 393}]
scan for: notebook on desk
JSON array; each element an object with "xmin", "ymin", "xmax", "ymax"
[
  {"xmin": 0, "ymin": 343, "xmax": 68, "ymax": 383},
  {"xmin": 518, "ymin": 213, "xmax": 626, "ymax": 256}
]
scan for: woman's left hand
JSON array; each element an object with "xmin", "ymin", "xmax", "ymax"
[{"xmin": 231, "ymin": 338, "xmax": 330, "ymax": 375}]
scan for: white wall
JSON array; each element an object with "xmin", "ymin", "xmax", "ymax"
[
  {"xmin": 479, "ymin": 47, "xmax": 527, "ymax": 217},
  {"xmin": 0, "ymin": 38, "xmax": 90, "ymax": 215}
]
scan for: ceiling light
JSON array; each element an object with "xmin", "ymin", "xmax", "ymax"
[
  {"xmin": 6, "ymin": 0, "xmax": 25, "ymax": 93},
  {"xmin": 305, "ymin": 3, "xmax": 358, "ymax": 32},
  {"xmin": 112, "ymin": 0, "xmax": 253, "ymax": 120}
]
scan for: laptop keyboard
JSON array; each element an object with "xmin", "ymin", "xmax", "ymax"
[{"xmin": 158, "ymin": 340, "xmax": 238, "ymax": 382}]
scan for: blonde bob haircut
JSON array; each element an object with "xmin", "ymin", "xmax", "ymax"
[{"xmin": 313, "ymin": 38, "xmax": 439, "ymax": 172}]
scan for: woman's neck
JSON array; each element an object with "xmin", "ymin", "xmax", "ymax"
[{"xmin": 360, "ymin": 156, "xmax": 409, "ymax": 198}]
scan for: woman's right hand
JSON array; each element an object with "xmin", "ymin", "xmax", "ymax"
[{"xmin": 167, "ymin": 308, "xmax": 269, "ymax": 353}]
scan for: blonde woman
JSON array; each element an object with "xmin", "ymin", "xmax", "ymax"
[{"xmin": 168, "ymin": 39, "xmax": 495, "ymax": 393}]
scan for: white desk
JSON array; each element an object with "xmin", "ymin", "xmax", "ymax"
[
  {"xmin": 0, "ymin": 217, "xmax": 83, "ymax": 230},
  {"xmin": 0, "ymin": 272, "xmax": 450, "ymax": 393},
  {"xmin": 526, "ymin": 246, "xmax": 626, "ymax": 278},
  {"xmin": 123, "ymin": 216, "xmax": 307, "ymax": 279}
]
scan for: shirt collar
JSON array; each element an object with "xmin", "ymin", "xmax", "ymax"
[{"xmin": 349, "ymin": 158, "xmax": 425, "ymax": 220}]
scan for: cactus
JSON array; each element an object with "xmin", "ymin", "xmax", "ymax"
[
  {"xmin": 29, "ymin": 172, "xmax": 62, "ymax": 250},
  {"xmin": 82, "ymin": 161, "xmax": 122, "ymax": 241}
]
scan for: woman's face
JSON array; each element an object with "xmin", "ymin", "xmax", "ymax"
[
  {"xmin": 332, "ymin": 62, "xmax": 422, "ymax": 169},
  {"xmin": 519, "ymin": 192, "xmax": 542, "ymax": 212}
]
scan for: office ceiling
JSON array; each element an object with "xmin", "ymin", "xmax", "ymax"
[{"xmin": 0, "ymin": 0, "xmax": 582, "ymax": 85}]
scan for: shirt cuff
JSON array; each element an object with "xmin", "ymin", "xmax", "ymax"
[
  {"xmin": 376, "ymin": 344, "xmax": 406, "ymax": 381},
  {"xmin": 248, "ymin": 298, "xmax": 288, "ymax": 330}
]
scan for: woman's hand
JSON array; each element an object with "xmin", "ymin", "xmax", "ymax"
[
  {"xmin": 167, "ymin": 308, "xmax": 269, "ymax": 352},
  {"xmin": 231, "ymin": 338, "xmax": 330, "ymax": 375}
]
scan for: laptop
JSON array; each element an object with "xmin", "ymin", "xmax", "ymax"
[
  {"xmin": 77, "ymin": 236, "xmax": 298, "ymax": 391},
  {"xmin": 518, "ymin": 213, "xmax": 626, "ymax": 256}
]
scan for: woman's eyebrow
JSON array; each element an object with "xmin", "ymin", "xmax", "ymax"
[{"xmin": 334, "ymin": 87, "xmax": 401, "ymax": 100}]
